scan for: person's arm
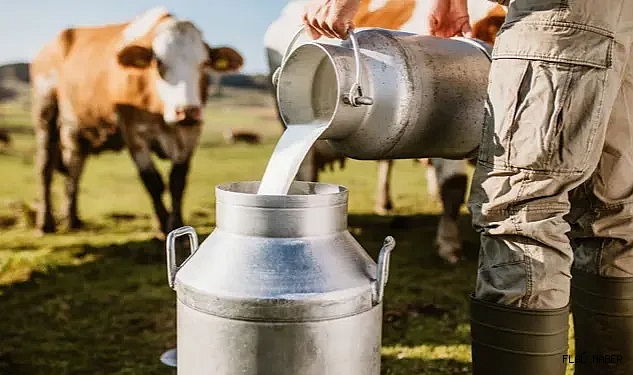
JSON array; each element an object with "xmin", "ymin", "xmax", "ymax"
[{"xmin": 301, "ymin": 0, "xmax": 472, "ymax": 40}]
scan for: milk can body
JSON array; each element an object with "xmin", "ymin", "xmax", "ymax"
[
  {"xmin": 165, "ymin": 181, "xmax": 395, "ymax": 375},
  {"xmin": 274, "ymin": 27, "xmax": 492, "ymax": 160}
]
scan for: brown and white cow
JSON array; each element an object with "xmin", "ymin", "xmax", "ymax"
[
  {"xmin": 265, "ymin": 0, "xmax": 506, "ymax": 263},
  {"xmin": 30, "ymin": 7, "xmax": 244, "ymax": 236}
]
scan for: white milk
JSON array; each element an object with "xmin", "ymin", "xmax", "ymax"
[
  {"xmin": 257, "ymin": 123, "xmax": 329, "ymax": 195},
  {"xmin": 259, "ymin": 53, "xmax": 338, "ymax": 195}
]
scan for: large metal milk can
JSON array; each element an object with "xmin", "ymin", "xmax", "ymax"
[
  {"xmin": 271, "ymin": 27, "xmax": 492, "ymax": 161},
  {"xmin": 165, "ymin": 181, "xmax": 396, "ymax": 375}
]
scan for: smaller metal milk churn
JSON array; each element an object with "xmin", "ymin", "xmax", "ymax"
[
  {"xmin": 272, "ymin": 27, "xmax": 493, "ymax": 161},
  {"xmin": 165, "ymin": 181, "xmax": 396, "ymax": 375}
]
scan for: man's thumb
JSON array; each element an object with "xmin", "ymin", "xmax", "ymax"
[{"xmin": 461, "ymin": 22, "xmax": 473, "ymax": 38}]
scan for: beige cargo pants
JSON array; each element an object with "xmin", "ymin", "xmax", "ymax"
[{"xmin": 469, "ymin": 0, "xmax": 633, "ymax": 309}]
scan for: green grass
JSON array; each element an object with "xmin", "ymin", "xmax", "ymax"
[{"xmin": 0, "ymin": 86, "xmax": 576, "ymax": 374}]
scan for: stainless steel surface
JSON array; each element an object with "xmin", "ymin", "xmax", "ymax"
[
  {"xmin": 451, "ymin": 36, "xmax": 493, "ymax": 61},
  {"xmin": 166, "ymin": 226, "xmax": 198, "ymax": 289},
  {"xmin": 176, "ymin": 300, "xmax": 382, "ymax": 375},
  {"xmin": 165, "ymin": 181, "xmax": 395, "ymax": 375},
  {"xmin": 160, "ymin": 348, "xmax": 177, "ymax": 367},
  {"xmin": 272, "ymin": 26, "xmax": 373, "ymax": 108},
  {"xmin": 372, "ymin": 236, "xmax": 395, "ymax": 305},
  {"xmin": 275, "ymin": 27, "xmax": 493, "ymax": 160}
]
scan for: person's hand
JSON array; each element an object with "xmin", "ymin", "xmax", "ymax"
[
  {"xmin": 428, "ymin": 0, "xmax": 472, "ymax": 38},
  {"xmin": 302, "ymin": 0, "xmax": 362, "ymax": 40}
]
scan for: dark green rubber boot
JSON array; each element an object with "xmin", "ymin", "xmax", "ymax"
[
  {"xmin": 571, "ymin": 268, "xmax": 633, "ymax": 375},
  {"xmin": 470, "ymin": 294, "xmax": 569, "ymax": 375}
]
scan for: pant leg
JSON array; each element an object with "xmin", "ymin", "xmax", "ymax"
[
  {"xmin": 566, "ymin": 23, "xmax": 633, "ymax": 375},
  {"xmin": 467, "ymin": 0, "xmax": 633, "ymax": 309},
  {"xmin": 570, "ymin": 45, "xmax": 633, "ymax": 277}
]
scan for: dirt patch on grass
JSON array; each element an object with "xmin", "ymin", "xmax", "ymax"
[
  {"xmin": 106, "ymin": 212, "xmax": 151, "ymax": 222},
  {"xmin": 0, "ymin": 214, "xmax": 17, "ymax": 229}
]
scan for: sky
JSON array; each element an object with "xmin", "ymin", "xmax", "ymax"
[{"xmin": 0, "ymin": 0, "xmax": 292, "ymax": 75}]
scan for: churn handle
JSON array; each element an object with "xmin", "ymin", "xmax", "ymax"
[
  {"xmin": 270, "ymin": 26, "xmax": 307, "ymax": 88},
  {"xmin": 344, "ymin": 29, "xmax": 374, "ymax": 107},
  {"xmin": 372, "ymin": 236, "xmax": 396, "ymax": 306},
  {"xmin": 271, "ymin": 26, "xmax": 373, "ymax": 107},
  {"xmin": 165, "ymin": 225, "xmax": 199, "ymax": 290}
]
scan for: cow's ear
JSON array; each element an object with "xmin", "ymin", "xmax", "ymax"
[
  {"xmin": 117, "ymin": 45, "xmax": 154, "ymax": 69},
  {"xmin": 203, "ymin": 44, "xmax": 244, "ymax": 72}
]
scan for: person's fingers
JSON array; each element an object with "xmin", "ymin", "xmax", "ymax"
[
  {"xmin": 319, "ymin": 11, "xmax": 339, "ymax": 39},
  {"xmin": 461, "ymin": 21, "xmax": 473, "ymax": 38},
  {"xmin": 329, "ymin": 18, "xmax": 350, "ymax": 39},
  {"xmin": 318, "ymin": 21, "xmax": 338, "ymax": 39},
  {"xmin": 306, "ymin": 24, "xmax": 322, "ymax": 39},
  {"xmin": 302, "ymin": 10, "xmax": 323, "ymax": 40},
  {"xmin": 305, "ymin": 4, "xmax": 331, "ymax": 40},
  {"xmin": 429, "ymin": 18, "xmax": 451, "ymax": 37},
  {"xmin": 310, "ymin": 16, "xmax": 325, "ymax": 36},
  {"xmin": 301, "ymin": 0, "xmax": 360, "ymax": 40},
  {"xmin": 433, "ymin": 26, "xmax": 450, "ymax": 38}
]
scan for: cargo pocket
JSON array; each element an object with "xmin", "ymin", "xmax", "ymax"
[{"xmin": 479, "ymin": 21, "xmax": 614, "ymax": 174}]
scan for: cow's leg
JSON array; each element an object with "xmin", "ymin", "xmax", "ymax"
[
  {"xmin": 425, "ymin": 162, "xmax": 440, "ymax": 200},
  {"xmin": 374, "ymin": 159, "xmax": 393, "ymax": 215},
  {"xmin": 32, "ymin": 97, "xmax": 59, "ymax": 234},
  {"xmin": 59, "ymin": 125, "xmax": 86, "ymax": 230},
  {"xmin": 432, "ymin": 158, "xmax": 468, "ymax": 264},
  {"xmin": 163, "ymin": 124, "xmax": 202, "ymax": 233},
  {"xmin": 130, "ymin": 148, "xmax": 170, "ymax": 235},
  {"xmin": 118, "ymin": 117, "xmax": 171, "ymax": 235},
  {"xmin": 167, "ymin": 159, "xmax": 191, "ymax": 232}
]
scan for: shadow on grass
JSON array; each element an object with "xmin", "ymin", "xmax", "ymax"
[
  {"xmin": 382, "ymin": 356, "xmax": 471, "ymax": 375},
  {"xmin": 0, "ymin": 213, "xmax": 480, "ymax": 375}
]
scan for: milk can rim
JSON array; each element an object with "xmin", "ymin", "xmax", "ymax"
[
  {"xmin": 215, "ymin": 181, "xmax": 348, "ymax": 208},
  {"xmin": 276, "ymin": 41, "xmax": 341, "ymax": 129}
]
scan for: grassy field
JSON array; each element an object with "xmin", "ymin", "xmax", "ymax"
[{"xmin": 0, "ymin": 85, "xmax": 576, "ymax": 374}]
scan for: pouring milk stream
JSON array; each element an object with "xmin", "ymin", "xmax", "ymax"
[
  {"xmin": 258, "ymin": 26, "xmax": 492, "ymax": 195},
  {"xmin": 257, "ymin": 123, "xmax": 329, "ymax": 195},
  {"xmin": 257, "ymin": 27, "xmax": 372, "ymax": 195}
]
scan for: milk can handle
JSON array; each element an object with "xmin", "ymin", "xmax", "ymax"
[
  {"xmin": 271, "ymin": 26, "xmax": 373, "ymax": 107},
  {"xmin": 165, "ymin": 225, "xmax": 199, "ymax": 290},
  {"xmin": 372, "ymin": 236, "xmax": 396, "ymax": 305}
]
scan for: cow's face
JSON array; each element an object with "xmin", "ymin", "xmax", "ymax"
[{"xmin": 117, "ymin": 19, "xmax": 244, "ymax": 125}]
